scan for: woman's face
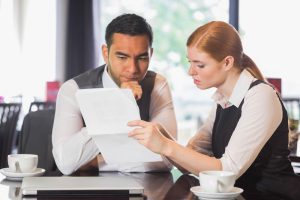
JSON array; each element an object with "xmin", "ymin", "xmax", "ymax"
[{"xmin": 187, "ymin": 47, "xmax": 227, "ymax": 90}]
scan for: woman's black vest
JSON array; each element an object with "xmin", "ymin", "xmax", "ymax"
[{"xmin": 212, "ymin": 80, "xmax": 300, "ymax": 199}]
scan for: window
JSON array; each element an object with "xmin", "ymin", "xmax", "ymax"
[
  {"xmin": 240, "ymin": 0, "xmax": 300, "ymax": 97},
  {"xmin": 0, "ymin": 1, "xmax": 56, "ymax": 108}
]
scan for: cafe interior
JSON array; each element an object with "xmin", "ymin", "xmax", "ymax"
[{"xmin": 1, "ymin": 0, "xmax": 300, "ymax": 199}]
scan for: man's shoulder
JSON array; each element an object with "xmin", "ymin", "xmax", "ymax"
[
  {"xmin": 59, "ymin": 78, "xmax": 76, "ymax": 89},
  {"xmin": 148, "ymin": 71, "xmax": 168, "ymax": 87},
  {"xmin": 73, "ymin": 65, "xmax": 105, "ymax": 80},
  {"xmin": 142, "ymin": 71, "xmax": 168, "ymax": 89},
  {"xmin": 146, "ymin": 70, "xmax": 166, "ymax": 81},
  {"xmin": 72, "ymin": 65, "xmax": 105, "ymax": 89}
]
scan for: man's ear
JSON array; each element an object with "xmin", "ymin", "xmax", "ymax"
[
  {"xmin": 223, "ymin": 56, "xmax": 234, "ymax": 71},
  {"xmin": 150, "ymin": 47, "xmax": 153, "ymax": 57},
  {"xmin": 102, "ymin": 45, "xmax": 109, "ymax": 63}
]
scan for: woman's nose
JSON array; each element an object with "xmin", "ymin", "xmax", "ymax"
[{"xmin": 188, "ymin": 65, "xmax": 195, "ymax": 76}]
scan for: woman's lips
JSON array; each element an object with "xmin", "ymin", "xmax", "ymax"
[{"xmin": 194, "ymin": 79, "xmax": 201, "ymax": 84}]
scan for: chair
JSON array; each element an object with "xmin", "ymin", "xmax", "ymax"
[
  {"xmin": 282, "ymin": 98, "xmax": 300, "ymax": 154},
  {"xmin": 0, "ymin": 103, "xmax": 22, "ymax": 168},
  {"xmin": 18, "ymin": 109, "xmax": 59, "ymax": 173},
  {"xmin": 282, "ymin": 98, "xmax": 300, "ymax": 122},
  {"xmin": 28, "ymin": 101, "xmax": 56, "ymax": 112},
  {"xmin": 282, "ymin": 98, "xmax": 300, "ymax": 174}
]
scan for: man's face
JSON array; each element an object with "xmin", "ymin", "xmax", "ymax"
[{"xmin": 102, "ymin": 33, "xmax": 153, "ymax": 86}]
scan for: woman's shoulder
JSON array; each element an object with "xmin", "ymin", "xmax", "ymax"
[
  {"xmin": 244, "ymin": 81, "xmax": 281, "ymax": 107},
  {"xmin": 248, "ymin": 81, "xmax": 278, "ymax": 97}
]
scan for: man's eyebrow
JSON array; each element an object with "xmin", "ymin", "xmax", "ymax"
[
  {"xmin": 138, "ymin": 52, "xmax": 149, "ymax": 57},
  {"xmin": 115, "ymin": 51, "xmax": 129, "ymax": 56},
  {"xmin": 115, "ymin": 51, "xmax": 149, "ymax": 57}
]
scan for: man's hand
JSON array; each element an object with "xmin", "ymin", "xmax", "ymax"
[
  {"xmin": 120, "ymin": 81, "xmax": 142, "ymax": 100},
  {"xmin": 77, "ymin": 155, "xmax": 99, "ymax": 171}
]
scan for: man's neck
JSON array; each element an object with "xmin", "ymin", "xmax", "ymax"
[{"xmin": 106, "ymin": 65, "xmax": 120, "ymax": 86}]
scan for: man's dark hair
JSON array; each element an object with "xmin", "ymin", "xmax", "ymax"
[{"xmin": 105, "ymin": 13, "xmax": 153, "ymax": 48}]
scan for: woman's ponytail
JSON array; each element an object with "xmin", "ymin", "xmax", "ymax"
[{"xmin": 242, "ymin": 53, "xmax": 265, "ymax": 81}]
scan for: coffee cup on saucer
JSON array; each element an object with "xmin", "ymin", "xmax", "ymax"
[
  {"xmin": 199, "ymin": 170, "xmax": 236, "ymax": 193},
  {"xmin": 7, "ymin": 154, "xmax": 38, "ymax": 173}
]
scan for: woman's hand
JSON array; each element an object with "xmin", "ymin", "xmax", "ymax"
[{"xmin": 127, "ymin": 120, "xmax": 170, "ymax": 155}]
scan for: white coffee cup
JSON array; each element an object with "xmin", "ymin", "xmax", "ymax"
[
  {"xmin": 199, "ymin": 170, "xmax": 236, "ymax": 193},
  {"xmin": 7, "ymin": 154, "xmax": 38, "ymax": 173}
]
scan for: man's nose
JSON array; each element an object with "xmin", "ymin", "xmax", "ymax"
[{"xmin": 127, "ymin": 59, "xmax": 139, "ymax": 74}]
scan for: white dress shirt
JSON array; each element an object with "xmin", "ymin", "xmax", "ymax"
[
  {"xmin": 188, "ymin": 70, "xmax": 282, "ymax": 178},
  {"xmin": 52, "ymin": 66, "xmax": 177, "ymax": 175}
]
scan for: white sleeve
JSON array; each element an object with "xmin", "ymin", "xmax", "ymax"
[
  {"xmin": 52, "ymin": 80, "xmax": 99, "ymax": 175},
  {"xmin": 187, "ymin": 104, "xmax": 216, "ymax": 156},
  {"xmin": 147, "ymin": 74, "xmax": 177, "ymax": 170},
  {"xmin": 149, "ymin": 74, "xmax": 177, "ymax": 138},
  {"xmin": 220, "ymin": 84, "xmax": 282, "ymax": 178}
]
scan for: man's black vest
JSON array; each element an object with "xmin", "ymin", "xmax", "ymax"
[{"xmin": 73, "ymin": 65, "xmax": 156, "ymax": 121}]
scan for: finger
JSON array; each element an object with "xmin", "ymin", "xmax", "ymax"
[
  {"xmin": 128, "ymin": 130, "xmax": 138, "ymax": 137},
  {"xmin": 120, "ymin": 82, "xmax": 142, "ymax": 100},
  {"xmin": 136, "ymin": 89, "xmax": 142, "ymax": 100},
  {"xmin": 127, "ymin": 81, "xmax": 140, "ymax": 86},
  {"xmin": 122, "ymin": 86, "xmax": 142, "ymax": 100},
  {"xmin": 128, "ymin": 132, "xmax": 144, "ymax": 140},
  {"xmin": 127, "ymin": 120, "xmax": 149, "ymax": 127},
  {"xmin": 132, "ymin": 88, "xmax": 142, "ymax": 100},
  {"xmin": 128, "ymin": 126, "xmax": 146, "ymax": 136},
  {"xmin": 120, "ymin": 81, "xmax": 140, "ymax": 88},
  {"xmin": 134, "ymin": 92, "xmax": 142, "ymax": 100},
  {"xmin": 134, "ymin": 93, "xmax": 139, "ymax": 100}
]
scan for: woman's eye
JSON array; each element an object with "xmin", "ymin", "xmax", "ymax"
[{"xmin": 197, "ymin": 64, "xmax": 205, "ymax": 68}]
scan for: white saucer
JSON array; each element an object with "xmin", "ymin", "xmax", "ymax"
[
  {"xmin": 190, "ymin": 186, "xmax": 243, "ymax": 200},
  {"xmin": 0, "ymin": 168, "xmax": 45, "ymax": 181}
]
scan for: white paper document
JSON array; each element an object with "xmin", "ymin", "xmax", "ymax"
[{"xmin": 76, "ymin": 88, "xmax": 162, "ymax": 164}]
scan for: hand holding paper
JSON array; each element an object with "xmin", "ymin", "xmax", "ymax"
[{"xmin": 75, "ymin": 88, "xmax": 162, "ymax": 164}]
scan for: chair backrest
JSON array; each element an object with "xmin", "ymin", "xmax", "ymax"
[
  {"xmin": 28, "ymin": 101, "xmax": 56, "ymax": 112},
  {"xmin": 0, "ymin": 103, "xmax": 22, "ymax": 168},
  {"xmin": 19, "ymin": 109, "xmax": 59, "ymax": 173},
  {"xmin": 282, "ymin": 98, "xmax": 300, "ymax": 122}
]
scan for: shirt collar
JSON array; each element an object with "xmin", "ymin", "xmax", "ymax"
[
  {"xmin": 212, "ymin": 70, "xmax": 256, "ymax": 108},
  {"xmin": 102, "ymin": 65, "xmax": 119, "ymax": 88}
]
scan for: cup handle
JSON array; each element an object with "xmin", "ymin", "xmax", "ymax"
[
  {"xmin": 15, "ymin": 161, "xmax": 21, "ymax": 173},
  {"xmin": 209, "ymin": 179, "xmax": 219, "ymax": 193}
]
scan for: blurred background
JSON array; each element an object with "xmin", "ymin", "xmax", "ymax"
[{"xmin": 1, "ymin": 0, "xmax": 300, "ymax": 146}]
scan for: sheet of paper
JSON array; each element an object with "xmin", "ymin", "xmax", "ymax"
[
  {"xmin": 76, "ymin": 88, "xmax": 139, "ymax": 135},
  {"xmin": 76, "ymin": 88, "xmax": 162, "ymax": 164},
  {"xmin": 92, "ymin": 134, "xmax": 162, "ymax": 164}
]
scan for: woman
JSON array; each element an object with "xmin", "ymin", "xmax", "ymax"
[{"xmin": 128, "ymin": 21, "xmax": 300, "ymax": 199}]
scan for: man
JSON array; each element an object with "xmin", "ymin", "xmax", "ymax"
[{"xmin": 52, "ymin": 14, "xmax": 177, "ymax": 175}]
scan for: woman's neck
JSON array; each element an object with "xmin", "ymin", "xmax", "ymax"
[{"xmin": 218, "ymin": 69, "xmax": 241, "ymax": 99}]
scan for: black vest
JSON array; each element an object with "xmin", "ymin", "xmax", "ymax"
[
  {"xmin": 212, "ymin": 80, "xmax": 300, "ymax": 199},
  {"xmin": 73, "ymin": 65, "xmax": 156, "ymax": 121}
]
